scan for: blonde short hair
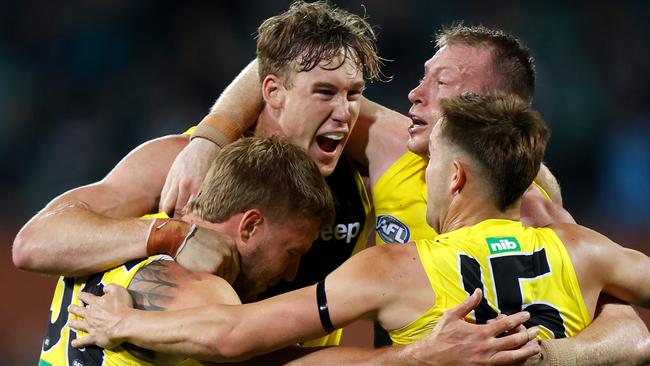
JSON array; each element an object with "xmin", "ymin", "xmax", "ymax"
[{"xmin": 186, "ymin": 137, "xmax": 334, "ymax": 228}]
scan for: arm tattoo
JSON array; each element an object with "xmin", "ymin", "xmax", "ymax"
[
  {"xmin": 127, "ymin": 260, "xmax": 179, "ymax": 311},
  {"xmin": 123, "ymin": 259, "xmax": 189, "ymax": 364}
]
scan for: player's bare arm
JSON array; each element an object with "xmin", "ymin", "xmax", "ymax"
[
  {"xmin": 13, "ymin": 135, "xmax": 238, "ymax": 277},
  {"xmin": 557, "ymin": 223, "xmax": 650, "ymax": 311},
  {"xmin": 100, "ymin": 259, "xmax": 239, "ymax": 365},
  {"xmin": 124, "ymin": 259, "xmax": 240, "ymax": 365},
  {"xmin": 346, "ymin": 96, "xmax": 411, "ymax": 187},
  {"xmin": 13, "ymin": 135, "xmax": 187, "ymax": 276},
  {"xmin": 68, "ymin": 243, "xmax": 538, "ymax": 364},
  {"xmin": 286, "ymin": 288, "xmax": 539, "ymax": 366},
  {"xmin": 160, "ymin": 60, "xmax": 262, "ymax": 215},
  {"xmin": 529, "ymin": 296, "xmax": 650, "ymax": 366}
]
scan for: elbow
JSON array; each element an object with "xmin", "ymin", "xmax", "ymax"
[
  {"xmin": 205, "ymin": 332, "xmax": 247, "ymax": 361},
  {"xmin": 12, "ymin": 230, "xmax": 32, "ymax": 270},
  {"xmin": 200, "ymin": 324, "xmax": 253, "ymax": 362},
  {"xmin": 12, "ymin": 228, "xmax": 45, "ymax": 272}
]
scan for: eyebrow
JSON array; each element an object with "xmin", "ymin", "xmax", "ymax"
[
  {"xmin": 313, "ymin": 80, "xmax": 366, "ymax": 90},
  {"xmin": 430, "ymin": 65, "xmax": 462, "ymax": 76}
]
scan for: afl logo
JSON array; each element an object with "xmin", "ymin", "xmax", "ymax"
[{"xmin": 376, "ymin": 215, "xmax": 410, "ymax": 244}]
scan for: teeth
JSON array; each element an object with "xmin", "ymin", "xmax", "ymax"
[{"xmin": 321, "ymin": 132, "xmax": 345, "ymax": 141}]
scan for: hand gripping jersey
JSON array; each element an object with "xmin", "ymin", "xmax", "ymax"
[
  {"xmin": 39, "ymin": 255, "xmax": 172, "ymax": 366},
  {"xmin": 388, "ymin": 219, "xmax": 591, "ymax": 345}
]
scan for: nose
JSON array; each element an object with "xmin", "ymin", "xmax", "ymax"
[
  {"xmin": 282, "ymin": 257, "xmax": 301, "ymax": 282},
  {"xmin": 331, "ymin": 95, "xmax": 352, "ymax": 125},
  {"xmin": 408, "ymin": 83, "xmax": 424, "ymax": 105}
]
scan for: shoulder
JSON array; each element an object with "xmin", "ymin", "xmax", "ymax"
[
  {"xmin": 329, "ymin": 243, "xmax": 419, "ymax": 287},
  {"xmin": 548, "ymin": 223, "xmax": 618, "ymax": 272},
  {"xmin": 128, "ymin": 259, "xmax": 239, "ymax": 312},
  {"xmin": 549, "ymin": 222, "xmax": 608, "ymax": 249},
  {"xmin": 359, "ymin": 243, "xmax": 419, "ymax": 268},
  {"xmin": 346, "ymin": 243, "xmax": 422, "ymax": 295}
]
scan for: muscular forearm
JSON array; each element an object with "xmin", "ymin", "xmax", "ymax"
[
  {"xmin": 114, "ymin": 292, "xmax": 329, "ymax": 362},
  {"xmin": 13, "ymin": 202, "xmax": 149, "ymax": 276},
  {"xmin": 116, "ymin": 305, "xmax": 251, "ymax": 362},
  {"xmin": 355, "ymin": 97, "xmax": 411, "ymax": 187},
  {"xmin": 14, "ymin": 135, "xmax": 189, "ymax": 276},
  {"xmin": 208, "ymin": 59, "xmax": 262, "ymax": 127},
  {"xmin": 538, "ymin": 300, "xmax": 650, "ymax": 366},
  {"xmin": 193, "ymin": 59, "xmax": 262, "ymax": 146}
]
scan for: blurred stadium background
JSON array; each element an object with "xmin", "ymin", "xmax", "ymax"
[{"xmin": 1, "ymin": 1, "xmax": 648, "ymax": 363}]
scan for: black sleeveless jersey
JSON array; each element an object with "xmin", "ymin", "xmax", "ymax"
[{"xmin": 258, "ymin": 157, "xmax": 367, "ymax": 299}]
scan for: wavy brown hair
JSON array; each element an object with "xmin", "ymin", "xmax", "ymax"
[{"xmin": 256, "ymin": 1, "xmax": 382, "ymax": 85}]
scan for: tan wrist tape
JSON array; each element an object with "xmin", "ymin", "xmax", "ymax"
[
  {"xmin": 146, "ymin": 218, "xmax": 197, "ymax": 257},
  {"xmin": 190, "ymin": 114, "xmax": 243, "ymax": 148},
  {"xmin": 540, "ymin": 339, "xmax": 577, "ymax": 366}
]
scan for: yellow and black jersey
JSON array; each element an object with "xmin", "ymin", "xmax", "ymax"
[
  {"xmin": 39, "ymin": 255, "xmax": 172, "ymax": 366},
  {"xmin": 373, "ymin": 151, "xmax": 437, "ymax": 244},
  {"xmin": 184, "ymin": 127, "xmax": 372, "ymax": 347},
  {"xmin": 389, "ymin": 219, "xmax": 591, "ymax": 345},
  {"xmin": 373, "ymin": 152, "xmax": 554, "ymax": 246}
]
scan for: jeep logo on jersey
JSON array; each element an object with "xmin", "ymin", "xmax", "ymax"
[
  {"xmin": 375, "ymin": 215, "xmax": 410, "ymax": 244},
  {"xmin": 319, "ymin": 222, "xmax": 361, "ymax": 244},
  {"xmin": 486, "ymin": 237, "xmax": 521, "ymax": 254}
]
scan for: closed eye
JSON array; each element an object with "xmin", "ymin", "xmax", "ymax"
[
  {"xmin": 348, "ymin": 89, "xmax": 363, "ymax": 100},
  {"xmin": 316, "ymin": 89, "xmax": 335, "ymax": 95}
]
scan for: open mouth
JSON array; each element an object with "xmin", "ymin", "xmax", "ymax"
[
  {"xmin": 408, "ymin": 116, "xmax": 429, "ymax": 137},
  {"xmin": 410, "ymin": 116, "xmax": 427, "ymax": 128},
  {"xmin": 316, "ymin": 132, "xmax": 345, "ymax": 153}
]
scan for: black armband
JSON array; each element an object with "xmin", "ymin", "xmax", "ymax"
[{"xmin": 316, "ymin": 280, "xmax": 335, "ymax": 334}]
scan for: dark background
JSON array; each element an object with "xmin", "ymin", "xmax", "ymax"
[{"xmin": 1, "ymin": 1, "xmax": 648, "ymax": 364}]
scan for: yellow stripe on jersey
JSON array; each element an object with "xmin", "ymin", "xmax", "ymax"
[
  {"xmin": 300, "ymin": 330, "xmax": 343, "ymax": 348},
  {"xmin": 373, "ymin": 151, "xmax": 438, "ymax": 245},
  {"xmin": 389, "ymin": 219, "xmax": 590, "ymax": 344},
  {"xmin": 532, "ymin": 180, "xmax": 552, "ymax": 202},
  {"xmin": 140, "ymin": 211, "xmax": 170, "ymax": 220}
]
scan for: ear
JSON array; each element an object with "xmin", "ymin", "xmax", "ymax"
[
  {"xmin": 262, "ymin": 74, "xmax": 284, "ymax": 109},
  {"xmin": 451, "ymin": 160, "xmax": 467, "ymax": 196},
  {"xmin": 239, "ymin": 209, "xmax": 265, "ymax": 241}
]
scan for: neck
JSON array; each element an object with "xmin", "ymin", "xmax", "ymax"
[
  {"xmin": 254, "ymin": 107, "xmax": 280, "ymax": 137},
  {"xmin": 439, "ymin": 194, "xmax": 521, "ymax": 234}
]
